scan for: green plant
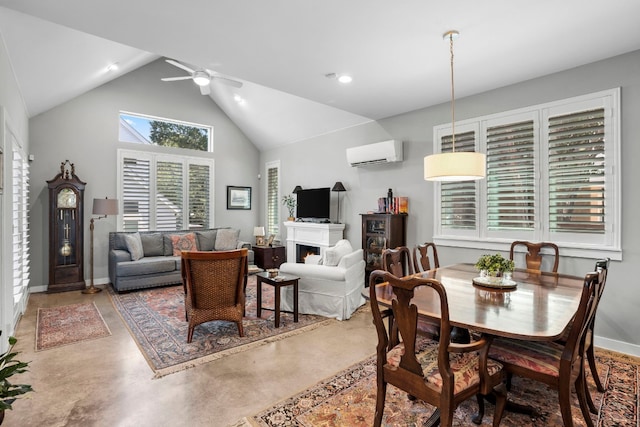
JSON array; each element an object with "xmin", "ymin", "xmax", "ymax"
[
  {"xmin": 0, "ymin": 336, "xmax": 33, "ymax": 411},
  {"xmin": 282, "ymin": 194, "xmax": 296, "ymax": 217},
  {"xmin": 474, "ymin": 253, "xmax": 514, "ymax": 273}
]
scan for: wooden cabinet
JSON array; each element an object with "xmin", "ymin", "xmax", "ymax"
[
  {"xmin": 254, "ymin": 245, "xmax": 286, "ymax": 269},
  {"xmin": 47, "ymin": 160, "xmax": 86, "ymax": 293},
  {"xmin": 361, "ymin": 214, "xmax": 407, "ymax": 285}
]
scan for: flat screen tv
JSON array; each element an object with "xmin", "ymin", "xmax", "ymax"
[{"xmin": 296, "ymin": 187, "xmax": 330, "ymax": 220}]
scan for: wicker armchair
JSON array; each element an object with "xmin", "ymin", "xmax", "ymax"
[{"xmin": 181, "ymin": 249, "xmax": 248, "ymax": 343}]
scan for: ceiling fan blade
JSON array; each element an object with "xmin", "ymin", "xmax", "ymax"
[
  {"xmin": 165, "ymin": 59, "xmax": 194, "ymax": 74},
  {"xmin": 161, "ymin": 76, "xmax": 192, "ymax": 82},
  {"xmin": 212, "ymin": 76, "xmax": 243, "ymax": 88},
  {"xmin": 199, "ymin": 84, "xmax": 211, "ymax": 95}
]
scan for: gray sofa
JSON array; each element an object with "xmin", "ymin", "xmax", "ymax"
[{"xmin": 108, "ymin": 228, "xmax": 254, "ymax": 292}]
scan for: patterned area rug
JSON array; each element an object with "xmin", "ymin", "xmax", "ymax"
[
  {"xmin": 109, "ymin": 275, "xmax": 332, "ymax": 378},
  {"xmin": 36, "ymin": 302, "xmax": 112, "ymax": 351},
  {"xmin": 233, "ymin": 349, "xmax": 639, "ymax": 427}
]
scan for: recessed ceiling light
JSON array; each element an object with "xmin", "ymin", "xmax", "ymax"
[
  {"xmin": 106, "ymin": 63, "xmax": 119, "ymax": 72},
  {"xmin": 234, "ymin": 94, "xmax": 246, "ymax": 105},
  {"xmin": 338, "ymin": 75, "xmax": 353, "ymax": 84}
]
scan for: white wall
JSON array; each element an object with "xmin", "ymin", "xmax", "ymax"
[
  {"xmin": 28, "ymin": 59, "xmax": 260, "ymax": 292},
  {"xmin": 263, "ymin": 50, "xmax": 640, "ymax": 355},
  {"xmin": 0, "ymin": 31, "xmax": 30, "ymax": 344}
]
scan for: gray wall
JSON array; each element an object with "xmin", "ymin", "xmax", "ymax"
[
  {"xmin": 263, "ymin": 50, "xmax": 640, "ymax": 355},
  {"xmin": 28, "ymin": 59, "xmax": 260, "ymax": 291}
]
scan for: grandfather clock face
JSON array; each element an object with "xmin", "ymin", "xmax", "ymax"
[{"xmin": 57, "ymin": 188, "xmax": 77, "ymax": 209}]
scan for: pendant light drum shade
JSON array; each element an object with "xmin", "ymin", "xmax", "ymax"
[{"xmin": 424, "ymin": 152, "xmax": 486, "ymax": 181}]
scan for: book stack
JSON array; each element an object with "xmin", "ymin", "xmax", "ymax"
[{"xmin": 378, "ymin": 196, "xmax": 408, "ymax": 214}]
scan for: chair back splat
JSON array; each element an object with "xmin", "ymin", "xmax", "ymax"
[
  {"xmin": 382, "ymin": 246, "xmax": 414, "ymax": 277},
  {"xmin": 369, "ymin": 270, "xmax": 506, "ymax": 427},
  {"xmin": 413, "ymin": 242, "xmax": 440, "ymax": 273},
  {"xmin": 181, "ymin": 248, "xmax": 248, "ymax": 343},
  {"xmin": 509, "ymin": 241, "xmax": 559, "ymax": 273}
]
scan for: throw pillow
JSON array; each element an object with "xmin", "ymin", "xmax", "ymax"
[
  {"xmin": 170, "ymin": 233, "xmax": 197, "ymax": 256},
  {"xmin": 140, "ymin": 233, "xmax": 164, "ymax": 257},
  {"xmin": 214, "ymin": 228, "xmax": 240, "ymax": 251},
  {"xmin": 323, "ymin": 240, "xmax": 353, "ymax": 266},
  {"xmin": 123, "ymin": 232, "xmax": 144, "ymax": 261},
  {"xmin": 196, "ymin": 230, "xmax": 217, "ymax": 251}
]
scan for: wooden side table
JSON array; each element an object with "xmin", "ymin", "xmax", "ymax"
[
  {"xmin": 253, "ymin": 245, "xmax": 286, "ymax": 270},
  {"xmin": 256, "ymin": 272, "xmax": 299, "ymax": 328}
]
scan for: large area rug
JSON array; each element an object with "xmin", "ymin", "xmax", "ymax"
[
  {"xmin": 109, "ymin": 275, "xmax": 332, "ymax": 378},
  {"xmin": 234, "ymin": 349, "xmax": 638, "ymax": 427},
  {"xmin": 36, "ymin": 302, "xmax": 112, "ymax": 351}
]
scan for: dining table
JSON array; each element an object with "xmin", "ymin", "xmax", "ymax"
[{"xmin": 372, "ymin": 263, "xmax": 585, "ymax": 342}]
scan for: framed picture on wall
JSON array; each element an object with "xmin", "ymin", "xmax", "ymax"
[{"xmin": 227, "ymin": 186, "xmax": 251, "ymax": 210}]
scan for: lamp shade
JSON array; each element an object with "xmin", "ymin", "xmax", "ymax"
[
  {"xmin": 253, "ymin": 226, "xmax": 265, "ymax": 237},
  {"xmin": 331, "ymin": 182, "xmax": 346, "ymax": 192},
  {"xmin": 292, "ymin": 185, "xmax": 303, "ymax": 193},
  {"xmin": 424, "ymin": 152, "xmax": 486, "ymax": 181},
  {"xmin": 92, "ymin": 198, "xmax": 119, "ymax": 216}
]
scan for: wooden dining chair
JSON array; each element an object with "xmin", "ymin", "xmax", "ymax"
[
  {"xmin": 181, "ymin": 248, "xmax": 248, "ymax": 343},
  {"xmin": 488, "ymin": 267, "xmax": 605, "ymax": 427},
  {"xmin": 382, "ymin": 246, "xmax": 414, "ymax": 277},
  {"xmin": 413, "ymin": 242, "xmax": 440, "ymax": 273},
  {"xmin": 509, "ymin": 241, "xmax": 559, "ymax": 273},
  {"xmin": 369, "ymin": 270, "xmax": 506, "ymax": 427}
]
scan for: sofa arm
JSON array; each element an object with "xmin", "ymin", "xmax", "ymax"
[
  {"xmin": 237, "ymin": 241, "xmax": 255, "ymax": 265},
  {"xmin": 279, "ymin": 262, "xmax": 348, "ymax": 282},
  {"xmin": 108, "ymin": 249, "xmax": 131, "ymax": 284}
]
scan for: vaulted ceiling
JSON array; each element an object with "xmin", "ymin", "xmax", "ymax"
[{"xmin": 1, "ymin": 1, "xmax": 639, "ymax": 151}]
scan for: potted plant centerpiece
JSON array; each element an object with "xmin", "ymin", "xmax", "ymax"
[
  {"xmin": 475, "ymin": 253, "xmax": 515, "ymax": 284},
  {"xmin": 0, "ymin": 336, "xmax": 33, "ymax": 425},
  {"xmin": 282, "ymin": 195, "xmax": 296, "ymax": 221}
]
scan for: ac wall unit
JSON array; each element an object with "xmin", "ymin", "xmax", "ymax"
[{"xmin": 346, "ymin": 140, "xmax": 403, "ymax": 167}]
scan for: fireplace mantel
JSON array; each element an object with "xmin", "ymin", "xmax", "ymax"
[{"xmin": 284, "ymin": 221, "xmax": 345, "ymax": 262}]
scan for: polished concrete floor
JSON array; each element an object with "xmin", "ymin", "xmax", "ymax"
[{"xmin": 5, "ymin": 285, "xmax": 377, "ymax": 427}]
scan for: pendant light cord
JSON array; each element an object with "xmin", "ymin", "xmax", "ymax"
[{"xmin": 449, "ymin": 32, "xmax": 456, "ymax": 153}]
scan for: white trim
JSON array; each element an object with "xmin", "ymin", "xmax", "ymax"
[{"xmin": 595, "ymin": 335, "xmax": 640, "ymax": 358}]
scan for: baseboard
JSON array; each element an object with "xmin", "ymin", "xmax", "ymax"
[
  {"xmin": 29, "ymin": 276, "xmax": 112, "ymax": 294},
  {"xmin": 595, "ymin": 335, "xmax": 640, "ymax": 358}
]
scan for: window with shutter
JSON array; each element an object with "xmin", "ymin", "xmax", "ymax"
[
  {"xmin": 266, "ymin": 161, "xmax": 280, "ymax": 237},
  {"xmin": 433, "ymin": 88, "xmax": 620, "ymax": 259},
  {"xmin": 119, "ymin": 149, "xmax": 214, "ymax": 231}
]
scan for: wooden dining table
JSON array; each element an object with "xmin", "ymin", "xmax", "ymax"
[{"xmin": 372, "ymin": 263, "xmax": 585, "ymax": 342}]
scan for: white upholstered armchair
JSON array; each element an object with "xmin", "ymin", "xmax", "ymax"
[{"xmin": 278, "ymin": 239, "xmax": 366, "ymax": 320}]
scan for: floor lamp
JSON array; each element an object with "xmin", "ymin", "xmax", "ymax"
[
  {"xmin": 83, "ymin": 197, "xmax": 119, "ymax": 294},
  {"xmin": 331, "ymin": 182, "xmax": 346, "ymax": 224}
]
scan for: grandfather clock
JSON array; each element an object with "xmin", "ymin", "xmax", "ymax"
[{"xmin": 47, "ymin": 160, "xmax": 86, "ymax": 292}]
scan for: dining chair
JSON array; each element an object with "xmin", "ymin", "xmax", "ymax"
[
  {"xmin": 181, "ymin": 248, "xmax": 248, "ymax": 343},
  {"xmin": 509, "ymin": 241, "xmax": 559, "ymax": 273},
  {"xmin": 488, "ymin": 267, "xmax": 605, "ymax": 427},
  {"xmin": 382, "ymin": 246, "xmax": 414, "ymax": 277},
  {"xmin": 369, "ymin": 270, "xmax": 506, "ymax": 427},
  {"xmin": 413, "ymin": 242, "xmax": 440, "ymax": 273}
]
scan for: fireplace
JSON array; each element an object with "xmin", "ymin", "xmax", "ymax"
[
  {"xmin": 296, "ymin": 244, "xmax": 320, "ymax": 263},
  {"xmin": 284, "ymin": 221, "xmax": 345, "ymax": 264}
]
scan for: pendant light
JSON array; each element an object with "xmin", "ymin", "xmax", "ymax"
[{"xmin": 424, "ymin": 30, "xmax": 485, "ymax": 181}]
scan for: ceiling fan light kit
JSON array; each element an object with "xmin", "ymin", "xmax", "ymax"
[
  {"xmin": 192, "ymin": 70, "xmax": 211, "ymax": 86},
  {"xmin": 424, "ymin": 30, "xmax": 486, "ymax": 182},
  {"xmin": 161, "ymin": 58, "xmax": 242, "ymax": 94}
]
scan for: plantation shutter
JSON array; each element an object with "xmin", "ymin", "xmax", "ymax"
[
  {"xmin": 122, "ymin": 156, "xmax": 151, "ymax": 231},
  {"xmin": 188, "ymin": 163, "xmax": 211, "ymax": 230},
  {"xmin": 486, "ymin": 119, "xmax": 536, "ymax": 231},
  {"xmin": 12, "ymin": 145, "xmax": 30, "ymax": 308},
  {"xmin": 156, "ymin": 160, "xmax": 183, "ymax": 230},
  {"xmin": 548, "ymin": 108, "xmax": 605, "ymax": 234},
  {"xmin": 440, "ymin": 130, "xmax": 478, "ymax": 230},
  {"xmin": 266, "ymin": 163, "xmax": 280, "ymax": 236}
]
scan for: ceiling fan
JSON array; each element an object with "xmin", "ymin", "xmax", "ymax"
[{"xmin": 161, "ymin": 59, "xmax": 243, "ymax": 95}]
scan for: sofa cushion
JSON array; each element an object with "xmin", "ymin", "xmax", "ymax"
[
  {"xmin": 117, "ymin": 257, "xmax": 177, "ymax": 277},
  {"xmin": 323, "ymin": 240, "xmax": 353, "ymax": 266},
  {"xmin": 169, "ymin": 232, "xmax": 197, "ymax": 256},
  {"xmin": 123, "ymin": 232, "xmax": 144, "ymax": 261},
  {"xmin": 214, "ymin": 228, "xmax": 240, "ymax": 250},
  {"xmin": 196, "ymin": 230, "xmax": 217, "ymax": 251},
  {"xmin": 140, "ymin": 233, "xmax": 164, "ymax": 257}
]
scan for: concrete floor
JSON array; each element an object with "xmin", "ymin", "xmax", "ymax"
[{"xmin": 4, "ymin": 286, "xmax": 377, "ymax": 427}]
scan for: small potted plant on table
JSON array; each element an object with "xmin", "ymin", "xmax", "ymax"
[
  {"xmin": 475, "ymin": 253, "xmax": 515, "ymax": 284},
  {"xmin": 1, "ymin": 336, "xmax": 33, "ymax": 425}
]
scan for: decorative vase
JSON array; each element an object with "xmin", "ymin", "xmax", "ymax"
[{"xmin": 487, "ymin": 271, "xmax": 502, "ymax": 285}]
